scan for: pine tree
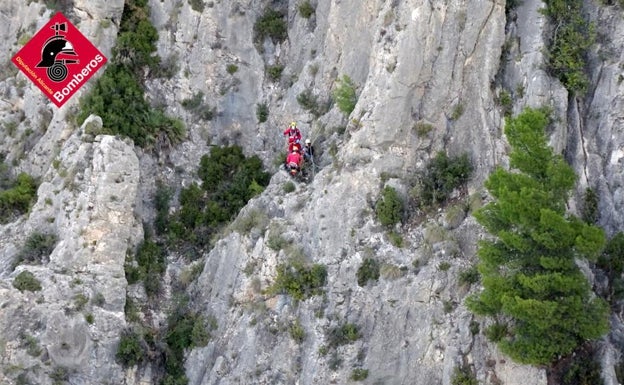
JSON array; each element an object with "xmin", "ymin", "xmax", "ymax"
[{"xmin": 467, "ymin": 108, "xmax": 608, "ymax": 365}]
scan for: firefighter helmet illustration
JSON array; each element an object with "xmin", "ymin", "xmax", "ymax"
[{"xmin": 36, "ymin": 22, "xmax": 79, "ymax": 82}]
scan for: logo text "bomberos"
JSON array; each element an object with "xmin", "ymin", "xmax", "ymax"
[{"xmin": 53, "ymin": 54, "xmax": 104, "ymax": 103}]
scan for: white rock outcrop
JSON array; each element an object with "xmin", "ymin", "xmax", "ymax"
[{"xmin": 0, "ymin": 116, "xmax": 141, "ymax": 385}]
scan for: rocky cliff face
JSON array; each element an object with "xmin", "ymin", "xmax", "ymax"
[{"xmin": 1, "ymin": 0, "xmax": 624, "ymax": 384}]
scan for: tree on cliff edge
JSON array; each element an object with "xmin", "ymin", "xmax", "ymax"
[{"xmin": 467, "ymin": 108, "xmax": 609, "ymax": 366}]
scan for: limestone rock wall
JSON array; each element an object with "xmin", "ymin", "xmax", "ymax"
[
  {"xmin": 1, "ymin": 0, "xmax": 624, "ymax": 384},
  {"xmin": 0, "ymin": 117, "xmax": 141, "ymax": 385},
  {"xmin": 173, "ymin": 1, "xmax": 544, "ymax": 384}
]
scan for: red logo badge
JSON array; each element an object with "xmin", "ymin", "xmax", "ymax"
[{"xmin": 11, "ymin": 12, "xmax": 107, "ymax": 107}]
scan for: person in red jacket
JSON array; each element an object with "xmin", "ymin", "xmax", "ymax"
[
  {"xmin": 287, "ymin": 136, "xmax": 300, "ymax": 153},
  {"xmin": 284, "ymin": 121, "xmax": 302, "ymax": 151},
  {"xmin": 285, "ymin": 148, "xmax": 303, "ymax": 174}
]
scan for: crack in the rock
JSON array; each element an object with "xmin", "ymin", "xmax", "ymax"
[{"xmin": 576, "ymin": 97, "xmax": 590, "ymax": 184}]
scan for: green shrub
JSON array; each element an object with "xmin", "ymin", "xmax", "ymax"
[
  {"xmin": 190, "ymin": 315, "xmax": 213, "ymax": 348},
  {"xmin": 499, "ymin": 89, "xmax": 513, "ymax": 116},
  {"xmin": 254, "ymin": 9, "xmax": 288, "ymax": 43},
  {"xmin": 597, "ymin": 232, "xmax": 624, "ymax": 303},
  {"xmin": 266, "ymin": 64, "xmax": 284, "ymax": 81},
  {"xmin": 469, "ymin": 320, "xmax": 480, "ymax": 335},
  {"xmin": 16, "ymin": 372, "xmax": 30, "ymax": 384},
  {"xmin": 21, "ymin": 333, "xmax": 42, "ymax": 357},
  {"xmin": 14, "ymin": 232, "xmax": 57, "ymax": 268},
  {"xmin": 0, "ymin": 155, "xmax": 10, "ymax": 187},
  {"xmin": 3, "ymin": 121, "xmax": 18, "ymax": 138},
  {"xmin": 124, "ymin": 257, "xmax": 142, "ymax": 285},
  {"xmin": 256, "ymin": 103, "xmax": 269, "ymax": 123},
  {"xmin": 226, "ymin": 64, "xmax": 238, "ymax": 74},
  {"xmin": 248, "ymin": 179, "xmax": 265, "ymax": 198},
  {"xmin": 298, "ymin": 1, "xmax": 315, "ymax": 18},
  {"xmin": 445, "ymin": 204, "xmax": 467, "ymax": 229},
  {"xmin": 85, "ymin": 313, "xmax": 94, "ymax": 324},
  {"xmin": 154, "ymin": 182, "xmax": 171, "ymax": 235},
  {"xmin": 13, "ymin": 271, "xmax": 41, "ymax": 292},
  {"xmin": 188, "ymin": 0, "xmax": 205, "ymax": 12},
  {"xmin": 267, "ymin": 233, "xmax": 290, "ymax": 251},
  {"xmin": 380, "ymin": 263, "xmax": 407, "ymax": 280},
  {"xmin": 326, "ymin": 323, "xmax": 360, "ymax": 347},
  {"xmin": 165, "ymin": 312, "xmax": 197, "ymax": 349},
  {"xmin": 451, "ymin": 365, "xmax": 478, "ymax": 385},
  {"xmin": 167, "ymin": 146, "xmax": 270, "ymax": 251},
  {"xmin": 387, "ymin": 231, "xmax": 403, "ymax": 247},
  {"xmin": 162, "ymin": 304, "xmax": 216, "ymax": 384},
  {"xmin": 197, "ymin": 146, "xmax": 270, "ymax": 221},
  {"xmin": 124, "ymin": 296, "xmax": 140, "ymax": 323},
  {"xmin": 333, "ymin": 75, "xmax": 357, "ymax": 115},
  {"xmin": 181, "ymin": 92, "xmax": 204, "ymax": 110},
  {"xmin": 419, "ymin": 152, "xmax": 473, "ymax": 206},
  {"xmin": 139, "ymin": 243, "xmax": 165, "ymax": 297},
  {"xmin": 438, "ymin": 262, "xmax": 451, "ymax": 271},
  {"xmin": 116, "ymin": 0, "xmax": 160, "ymax": 70},
  {"xmin": 357, "ymin": 258, "xmax": 380, "ymax": 286},
  {"xmin": 350, "ymin": 368, "xmax": 369, "ymax": 381},
  {"xmin": 74, "ymin": 293, "xmax": 89, "ymax": 311},
  {"xmin": 289, "ymin": 319, "xmax": 305, "ymax": 343},
  {"xmin": 542, "ymin": 0, "xmax": 595, "ymax": 94},
  {"xmin": 414, "ymin": 121, "xmax": 434, "ymax": 137},
  {"xmin": 283, "ymin": 181, "xmax": 296, "ymax": 193},
  {"xmin": 49, "ymin": 366, "xmax": 69, "ymax": 383},
  {"xmin": 18, "ymin": 32, "xmax": 32, "ymax": 47},
  {"xmin": 181, "ymin": 92, "xmax": 214, "ymax": 121},
  {"xmin": 458, "ymin": 266, "xmax": 479, "ymax": 286},
  {"xmin": 468, "ymin": 108, "xmax": 609, "ymax": 365},
  {"xmin": 43, "ymin": 0, "xmax": 72, "ymax": 13},
  {"xmin": 599, "ymin": 232, "xmax": 624, "ymax": 276},
  {"xmin": 560, "ymin": 351, "xmax": 603, "ymax": 385},
  {"xmin": 582, "ymin": 187, "xmax": 599, "ymax": 224},
  {"xmin": 375, "ymin": 186, "xmax": 403, "ymax": 227},
  {"xmin": 450, "ymin": 103, "xmax": 464, "ymax": 120},
  {"xmin": 116, "ymin": 329, "xmax": 145, "ymax": 367},
  {"xmin": 297, "ymin": 89, "xmax": 319, "ymax": 112},
  {"xmin": 0, "ymin": 172, "xmax": 38, "ymax": 223},
  {"xmin": 268, "ymin": 261, "xmax": 327, "ymax": 300},
  {"xmin": 136, "ymin": 239, "xmax": 166, "ymax": 275},
  {"xmin": 484, "ymin": 323, "xmax": 508, "ymax": 342},
  {"xmin": 124, "ymin": 237, "xmax": 166, "ymax": 297},
  {"xmin": 297, "ymin": 90, "xmax": 329, "ymax": 117},
  {"xmin": 231, "ymin": 209, "xmax": 268, "ymax": 235}
]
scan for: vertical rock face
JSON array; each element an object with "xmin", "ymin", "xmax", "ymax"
[
  {"xmin": 178, "ymin": 1, "xmax": 541, "ymax": 384},
  {"xmin": 1, "ymin": 0, "xmax": 624, "ymax": 384},
  {"xmin": 580, "ymin": 2, "xmax": 624, "ymax": 235},
  {"xmin": 0, "ymin": 117, "xmax": 141, "ymax": 385}
]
